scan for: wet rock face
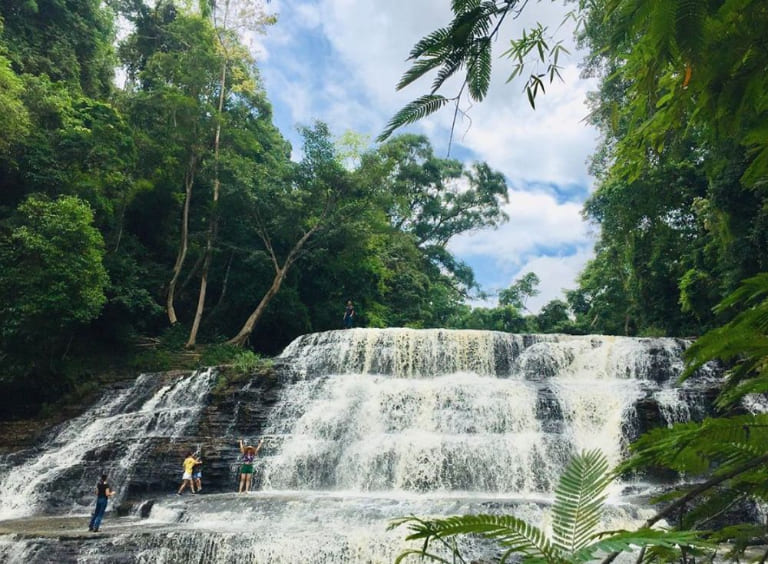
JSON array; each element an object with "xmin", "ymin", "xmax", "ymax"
[
  {"xmin": 0, "ymin": 368, "xmax": 285, "ymax": 519},
  {"xmin": 121, "ymin": 369, "xmax": 284, "ymax": 503}
]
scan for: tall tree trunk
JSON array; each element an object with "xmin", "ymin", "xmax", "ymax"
[
  {"xmin": 167, "ymin": 154, "xmax": 197, "ymax": 324},
  {"xmin": 186, "ymin": 222, "xmax": 216, "ymax": 347},
  {"xmin": 227, "ymin": 222, "xmax": 321, "ymax": 346},
  {"xmin": 186, "ymin": 54, "xmax": 227, "ymax": 347},
  {"xmin": 210, "ymin": 250, "xmax": 234, "ymax": 316},
  {"xmin": 227, "ymin": 266, "xmax": 287, "ymax": 347},
  {"xmin": 114, "ymin": 181, "xmax": 129, "ymax": 253}
]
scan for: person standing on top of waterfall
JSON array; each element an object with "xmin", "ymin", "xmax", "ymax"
[
  {"xmin": 177, "ymin": 451, "xmax": 199, "ymax": 495},
  {"xmin": 238, "ymin": 438, "xmax": 264, "ymax": 493},
  {"xmin": 343, "ymin": 299, "xmax": 355, "ymax": 329},
  {"xmin": 88, "ymin": 473, "xmax": 115, "ymax": 532}
]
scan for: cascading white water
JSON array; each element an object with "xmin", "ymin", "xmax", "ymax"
[
  {"xmin": 261, "ymin": 330, "xmax": 693, "ymax": 496},
  {"xmin": 0, "ymin": 330, "xmax": 718, "ymax": 563},
  {"xmin": 0, "ymin": 369, "xmax": 216, "ymax": 520}
]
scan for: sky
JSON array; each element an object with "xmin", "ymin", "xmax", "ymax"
[{"xmin": 248, "ymin": 0, "xmax": 600, "ymax": 312}]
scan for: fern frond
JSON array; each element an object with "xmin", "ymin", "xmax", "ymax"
[
  {"xmin": 622, "ymin": 414, "xmax": 768, "ymax": 474},
  {"xmin": 551, "ymin": 449, "xmax": 612, "ymax": 554},
  {"xmin": 713, "ymin": 523, "xmax": 766, "ymax": 562},
  {"xmin": 574, "ymin": 528, "xmax": 710, "ymax": 562},
  {"xmin": 679, "ymin": 487, "xmax": 747, "ymax": 529},
  {"xmin": 430, "ymin": 53, "xmax": 465, "ymax": 95},
  {"xmin": 641, "ymin": 544, "xmax": 688, "ymax": 564},
  {"xmin": 409, "ymin": 27, "xmax": 453, "ymax": 60},
  {"xmin": 391, "ymin": 514, "xmax": 559, "ymax": 563},
  {"xmin": 683, "ymin": 273, "xmax": 768, "ymax": 407},
  {"xmin": 674, "ymin": 0, "xmax": 706, "ymax": 60},
  {"xmin": 467, "ymin": 39, "xmax": 492, "ymax": 101},
  {"xmin": 716, "ymin": 273, "xmax": 768, "ymax": 312},
  {"xmin": 398, "ymin": 57, "xmax": 448, "ymax": 91},
  {"xmin": 393, "ymin": 548, "xmax": 453, "ymax": 564},
  {"xmin": 377, "ymin": 95, "xmax": 450, "ymax": 142},
  {"xmin": 451, "ymin": 0, "xmax": 481, "ymax": 16},
  {"xmin": 717, "ymin": 364, "xmax": 768, "ymax": 408},
  {"xmin": 717, "ymin": 440, "xmax": 766, "ymax": 469}
]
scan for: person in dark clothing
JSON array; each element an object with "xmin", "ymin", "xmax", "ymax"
[
  {"xmin": 343, "ymin": 300, "xmax": 355, "ymax": 329},
  {"xmin": 88, "ymin": 474, "xmax": 115, "ymax": 532}
]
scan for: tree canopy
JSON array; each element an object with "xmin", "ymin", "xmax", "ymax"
[{"xmin": 0, "ymin": 0, "xmax": 520, "ymax": 411}]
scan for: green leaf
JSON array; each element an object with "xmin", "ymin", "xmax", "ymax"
[
  {"xmin": 408, "ymin": 27, "xmax": 453, "ymax": 60},
  {"xmin": 377, "ymin": 95, "xmax": 450, "ymax": 142},
  {"xmin": 390, "ymin": 514, "xmax": 558, "ymax": 563},
  {"xmin": 467, "ymin": 39, "xmax": 492, "ymax": 101},
  {"xmin": 551, "ymin": 449, "xmax": 612, "ymax": 554},
  {"xmin": 398, "ymin": 57, "xmax": 448, "ymax": 91},
  {"xmin": 573, "ymin": 528, "xmax": 711, "ymax": 562}
]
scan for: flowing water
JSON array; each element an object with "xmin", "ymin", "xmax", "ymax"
[
  {"xmin": 0, "ymin": 329, "xmax": 718, "ymax": 563},
  {"xmin": 0, "ymin": 369, "xmax": 216, "ymax": 519}
]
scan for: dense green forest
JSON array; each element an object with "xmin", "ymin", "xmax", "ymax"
[
  {"xmin": 3, "ymin": 0, "xmax": 768, "ymax": 559},
  {"xmin": 0, "ymin": 0, "xmax": 526, "ymax": 411},
  {"xmin": 1, "ymin": 0, "xmax": 767, "ymax": 418}
]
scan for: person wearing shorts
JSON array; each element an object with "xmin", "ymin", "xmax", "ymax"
[
  {"xmin": 177, "ymin": 451, "xmax": 198, "ymax": 495},
  {"xmin": 238, "ymin": 438, "xmax": 264, "ymax": 493},
  {"xmin": 192, "ymin": 458, "xmax": 203, "ymax": 492}
]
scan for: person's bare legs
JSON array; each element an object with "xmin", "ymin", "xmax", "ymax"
[
  {"xmin": 245, "ymin": 474, "xmax": 252, "ymax": 492},
  {"xmin": 238, "ymin": 474, "xmax": 245, "ymax": 493},
  {"xmin": 177, "ymin": 479, "xmax": 192, "ymax": 495}
]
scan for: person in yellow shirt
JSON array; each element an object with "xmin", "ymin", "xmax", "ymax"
[{"xmin": 177, "ymin": 451, "xmax": 200, "ymax": 495}]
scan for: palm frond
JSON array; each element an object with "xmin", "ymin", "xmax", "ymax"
[{"xmin": 551, "ymin": 449, "xmax": 612, "ymax": 554}]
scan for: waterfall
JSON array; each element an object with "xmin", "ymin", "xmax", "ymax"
[
  {"xmin": 0, "ymin": 369, "xmax": 216, "ymax": 520},
  {"xmin": 0, "ymin": 330, "xmax": 718, "ymax": 563},
  {"xmin": 262, "ymin": 330, "xmax": 698, "ymax": 495}
]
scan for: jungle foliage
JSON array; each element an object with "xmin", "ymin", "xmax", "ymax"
[
  {"xmin": 0, "ymin": 0, "xmax": 517, "ymax": 412},
  {"xmin": 389, "ymin": 0, "xmax": 768, "ymax": 338},
  {"xmin": 386, "ymin": 0, "xmax": 768, "ymax": 560},
  {"xmin": 393, "ymin": 450, "xmax": 710, "ymax": 563},
  {"xmin": 3, "ymin": 0, "xmax": 768, "ymax": 558}
]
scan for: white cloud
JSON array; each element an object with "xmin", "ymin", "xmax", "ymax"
[
  {"xmin": 515, "ymin": 248, "xmax": 594, "ymax": 313},
  {"xmin": 449, "ymin": 188, "xmax": 591, "ymax": 259},
  {"xmin": 308, "ymin": 0, "xmax": 597, "ymax": 177}
]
